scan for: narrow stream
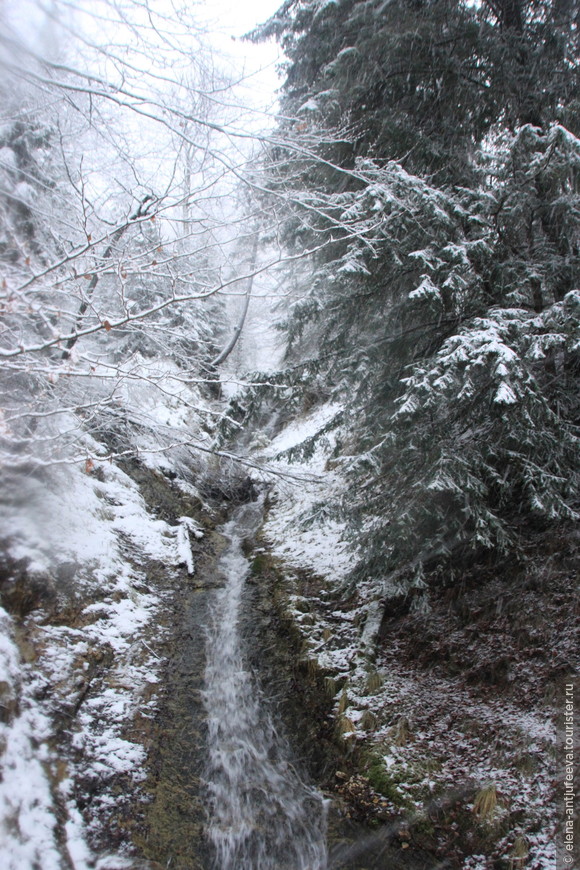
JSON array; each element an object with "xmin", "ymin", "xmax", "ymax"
[{"xmin": 203, "ymin": 501, "xmax": 329, "ymax": 870}]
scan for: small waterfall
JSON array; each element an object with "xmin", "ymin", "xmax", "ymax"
[{"xmin": 203, "ymin": 501, "xmax": 328, "ymax": 870}]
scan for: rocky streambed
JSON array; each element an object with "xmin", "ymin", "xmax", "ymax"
[
  {"xmin": 80, "ymin": 464, "xmax": 435, "ymax": 870},
  {"xmin": 125, "ymin": 478, "xmax": 438, "ymax": 870}
]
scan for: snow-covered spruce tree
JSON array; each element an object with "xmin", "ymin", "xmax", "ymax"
[{"xmin": 244, "ymin": 0, "xmax": 580, "ymax": 591}]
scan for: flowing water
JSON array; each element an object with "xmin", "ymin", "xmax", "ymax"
[{"xmin": 203, "ymin": 501, "xmax": 329, "ymax": 870}]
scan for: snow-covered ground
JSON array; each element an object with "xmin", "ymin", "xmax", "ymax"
[
  {"xmin": 244, "ymin": 397, "xmax": 564, "ymax": 870},
  {"xmin": 0, "ymin": 418, "xmax": 205, "ymax": 866},
  {"xmin": 254, "ymin": 401, "xmax": 352, "ymax": 581}
]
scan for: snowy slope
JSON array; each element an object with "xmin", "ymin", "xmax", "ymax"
[{"xmin": 0, "ymin": 415, "xmax": 207, "ymax": 866}]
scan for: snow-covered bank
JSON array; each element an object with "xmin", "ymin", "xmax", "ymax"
[
  {"xmin": 255, "ymin": 401, "xmax": 352, "ymax": 582},
  {"xmin": 242, "ymin": 400, "xmax": 571, "ymax": 870},
  {"xmin": 0, "ymin": 448, "xmax": 208, "ymax": 868}
]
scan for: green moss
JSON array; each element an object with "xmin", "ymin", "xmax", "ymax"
[
  {"xmin": 251, "ymin": 553, "xmax": 269, "ymax": 574},
  {"xmin": 362, "ymin": 752, "xmax": 413, "ymax": 809},
  {"xmin": 411, "ymin": 815, "xmax": 436, "ymax": 840},
  {"xmin": 250, "ymin": 551, "xmax": 285, "ymax": 581}
]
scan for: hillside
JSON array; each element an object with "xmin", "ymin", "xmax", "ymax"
[{"xmin": 0, "ymin": 0, "xmax": 578, "ymax": 868}]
